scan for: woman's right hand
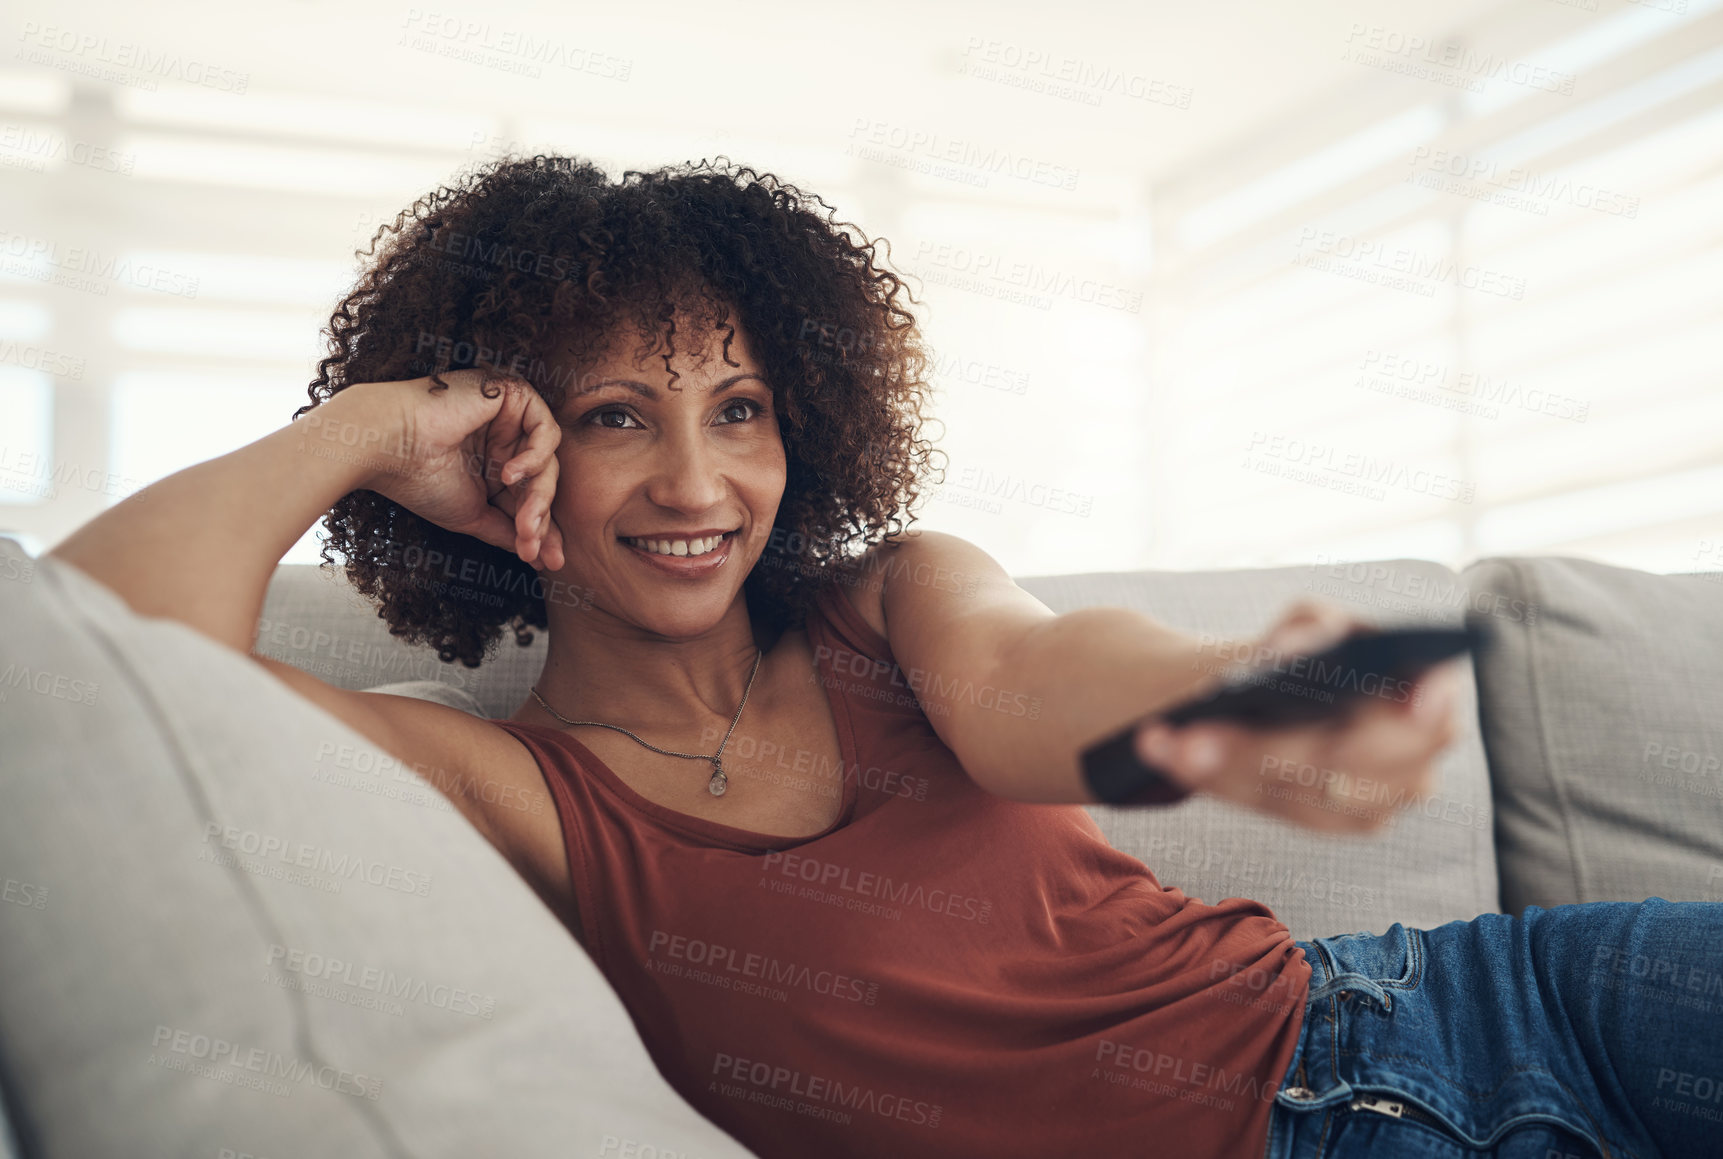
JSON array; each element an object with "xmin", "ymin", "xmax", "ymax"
[
  {"xmin": 1132, "ymin": 599, "xmax": 1464, "ymax": 834},
  {"xmin": 346, "ymin": 369, "xmax": 566, "ymax": 570}
]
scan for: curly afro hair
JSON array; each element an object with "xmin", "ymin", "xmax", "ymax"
[{"xmin": 294, "ymin": 154, "xmax": 946, "ymax": 668}]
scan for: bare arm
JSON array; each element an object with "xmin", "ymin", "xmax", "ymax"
[
  {"xmin": 44, "ymin": 368, "xmax": 564, "ymax": 658},
  {"xmin": 41, "ymin": 371, "xmax": 583, "ymax": 928},
  {"xmin": 869, "ymin": 531, "xmax": 1461, "ymax": 833},
  {"xmin": 864, "ymin": 531, "xmax": 1217, "ymax": 804},
  {"xmin": 46, "ymin": 385, "xmax": 399, "ymax": 655}
]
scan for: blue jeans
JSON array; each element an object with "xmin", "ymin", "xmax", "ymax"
[{"xmin": 1265, "ymin": 900, "xmax": 1723, "ymax": 1158}]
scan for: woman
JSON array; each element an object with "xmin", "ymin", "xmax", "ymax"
[{"xmin": 49, "ymin": 156, "xmax": 1723, "ymax": 1159}]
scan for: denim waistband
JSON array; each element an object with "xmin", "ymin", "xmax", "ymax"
[{"xmin": 1275, "ymin": 929, "xmax": 1419, "ymax": 1117}]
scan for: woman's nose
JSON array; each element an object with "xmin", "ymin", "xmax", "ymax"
[{"xmin": 644, "ymin": 427, "xmax": 727, "ymax": 512}]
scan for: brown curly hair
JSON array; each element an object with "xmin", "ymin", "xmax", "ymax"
[{"xmin": 294, "ymin": 153, "xmax": 945, "ymax": 668}]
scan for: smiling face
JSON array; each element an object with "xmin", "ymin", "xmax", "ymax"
[{"xmin": 538, "ymin": 312, "xmax": 787, "ymax": 640}]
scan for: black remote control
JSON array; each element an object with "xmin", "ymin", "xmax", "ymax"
[{"xmin": 1080, "ymin": 622, "xmax": 1485, "ymax": 805}]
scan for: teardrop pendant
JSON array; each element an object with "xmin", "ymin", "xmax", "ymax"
[{"xmin": 708, "ymin": 760, "xmax": 728, "ymax": 797}]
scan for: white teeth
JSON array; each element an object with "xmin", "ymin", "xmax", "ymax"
[{"xmin": 626, "ymin": 534, "xmax": 726, "ymax": 557}]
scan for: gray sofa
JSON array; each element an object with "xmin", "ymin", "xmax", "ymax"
[{"xmin": 3, "ymin": 532, "xmax": 1721, "ymax": 1158}]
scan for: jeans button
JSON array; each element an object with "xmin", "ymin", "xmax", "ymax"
[{"xmin": 1283, "ymin": 1086, "xmax": 1315, "ymax": 1100}]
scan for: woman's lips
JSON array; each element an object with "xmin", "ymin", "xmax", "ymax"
[{"xmin": 619, "ymin": 531, "xmax": 736, "ymax": 577}]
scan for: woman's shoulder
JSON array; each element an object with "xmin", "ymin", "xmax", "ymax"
[{"xmin": 805, "ymin": 572, "xmax": 893, "ymax": 665}]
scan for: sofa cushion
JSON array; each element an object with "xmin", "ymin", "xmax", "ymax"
[
  {"xmin": 255, "ymin": 560, "xmax": 550, "ymax": 721},
  {"xmin": 1462, "ymin": 556, "xmax": 1723, "ymax": 913},
  {"xmin": 1016, "ymin": 558, "xmax": 1501, "ymax": 940},
  {"xmin": 0, "ymin": 536, "xmax": 758, "ymax": 1159},
  {"xmin": 363, "ymin": 681, "xmax": 486, "ymax": 717}
]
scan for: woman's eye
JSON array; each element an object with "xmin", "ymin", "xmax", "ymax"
[
  {"xmin": 588, "ymin": 407, "xmax": 642, "ymax": 430},
  {"xmin": 719, "ymin": 399, "xmax": 764, "ymax": 424},
  {"xmin": 585, "ymin": 399, "xmax": 763, "ymax": 430}
]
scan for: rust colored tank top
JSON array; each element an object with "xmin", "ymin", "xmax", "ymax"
[{"xmin": 492, "ymin": 581, "xmax": 1311, "ymax": 1159}]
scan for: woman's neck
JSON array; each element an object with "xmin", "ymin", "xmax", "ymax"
[{"xmin": 516, "ymin": 597, "xmax": 784, "ymax": 736}]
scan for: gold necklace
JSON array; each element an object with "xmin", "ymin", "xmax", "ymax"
[{"xmin": 529, "ymin": 648, "xmax": 764, "ymax": 797}]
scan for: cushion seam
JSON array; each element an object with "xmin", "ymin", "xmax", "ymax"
[{"xmin": 1517, "ymin": 558, "xmax": 1588, "ymax": 904}]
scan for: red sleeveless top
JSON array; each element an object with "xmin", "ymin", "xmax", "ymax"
[{"xmin": 492, "ymin": 582, "xmax": 1310, "ymax": 1159}]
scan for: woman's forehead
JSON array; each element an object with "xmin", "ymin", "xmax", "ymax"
[{"xmin": 560, "ymin": 317, "xmax": 762, "ymax": 388}]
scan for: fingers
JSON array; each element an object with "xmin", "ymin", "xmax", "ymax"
[
  {"xmin": 1135, "ymin": 720, "xmax": 1230, "ymax": 792},
  {"xmin": 466, "ymin": 505, "xmax": 525, "ymax": 560},
  {"xmin": 1138, "ymin": 687, "xmax": 1460, "ymax": 835},
  {"xmin": 506, "ymin": 385, "xmax": 563, "ymax": 479},
  {"xmin": 510, "ymin": 401, "xmax": 563, "ymax": 566},
  {"xmin": 1259, "ymin": 597, "xmax": 1369, "ymax": 660},
  {"xmin": 482, "ymin": 379, "xmax": 564, "ymax": 568}
]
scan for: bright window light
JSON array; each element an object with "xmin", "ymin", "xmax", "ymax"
[
  {"xmin": 0, "ymin": 370, "xmax": 54, "ymax": 506},
  {"xmin": 112, "ymin": 306, "xmax": 324, "ymax": 361},
  {"xmin": 119, "ymin": 133, "xmax": 460, "ymax": 196},
  {"xmin": 116, "ymin": 88, "xmax": 495, "ymax": 150},
  {"xmin": 1177, "ymin": 105, "xmax": 1447, "ymax": 250}
]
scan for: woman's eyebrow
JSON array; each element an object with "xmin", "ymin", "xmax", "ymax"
[{"xmin": 577, "ymin": 373, "xmax": 768, "ymax": 399}]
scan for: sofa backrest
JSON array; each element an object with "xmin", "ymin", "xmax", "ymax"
[
  {"xmin": 257, "ymin": 555, "xmax": 1502, "ymax": 940},
  {"xmin": 1461, "ymin": 556, "xmax": 1723, "ymax": 913}
]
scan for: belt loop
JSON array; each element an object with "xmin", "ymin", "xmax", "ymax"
[{"xmin": 1307, "ymin": 971, "xmax": 1393, "ymax": 1012}]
